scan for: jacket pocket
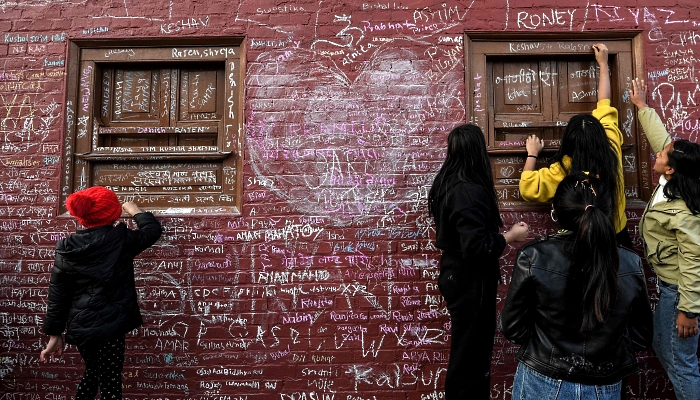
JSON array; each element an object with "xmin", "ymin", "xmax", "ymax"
[
  {"xmin": 655, "ymin": 241, "xmax": 677, "ymax": 263},
  {"xmin": 438, "ymin": 269, "xmax": 460, "ymax": 306},
  {"xmin": 438, "ymin": 269, "xmax": 486, "ymax": 318}
]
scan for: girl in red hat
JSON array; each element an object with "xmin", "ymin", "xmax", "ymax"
[{"xmin": 39, "ymin": 186, "xmax": 162, "ymax": 400}]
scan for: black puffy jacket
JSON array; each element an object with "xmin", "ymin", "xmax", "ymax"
[
  {"xmin": 500, "ymin": 232, "xmax": 653, "ymax": 385},
  {"xmin": 43, "ymin": 212, "xmax": 162, "ymax": 347}
]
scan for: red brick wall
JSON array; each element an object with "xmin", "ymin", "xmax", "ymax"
[{"xmin": 1, "ymin": 1, "xmax": 698, "ymax": 399}]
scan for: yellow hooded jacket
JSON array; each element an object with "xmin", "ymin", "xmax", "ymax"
[{"xmin": 519, "ymin": 99, "xmax": 627, "ymax": 233}]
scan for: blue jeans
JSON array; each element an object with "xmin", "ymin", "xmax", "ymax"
[
  {"xmin": 652, "ymin": 281, "xmax": 700, "ymax": 400},
  {"xmin": 512, "ymin": 363, "xmax": 621, "ymax": 400}
]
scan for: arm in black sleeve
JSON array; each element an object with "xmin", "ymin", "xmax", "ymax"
[
  {"xmin": 500, "ymin": 249, "xmax": 534, "ymax": 344},
  {"xmin": 453, "ymin": 185, "xmax": 506, "ymax": 259},
  {"xmin": 628, "ymin": 259, "xmax": 654, "ymax": 350},
  {"xmin": 126, "ymin": 212, "xmax": 163, "ymax": 255},
  {"xmin": 43, "ymin": 245, "xmax": 72, "ymax": 335}
]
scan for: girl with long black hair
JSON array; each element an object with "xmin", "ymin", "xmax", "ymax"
[
  {"xmin": 519, "ymin": 43, "xmax": 632, "ymax": 249},
  {"xmin": 429, "ymin": 124, "xmax": 529, "ymax": 399},
  {"xmin": 630, "ymin": 78, "xmax": 700, "ymax": 400},
  {"xmin": 500, "ymin": 172, "xmax": 653, "ymax": 399}
]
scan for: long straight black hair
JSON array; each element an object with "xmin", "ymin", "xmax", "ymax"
[
  {"xmin": 552, "ymin": 172, "xmax": 619, "ymax": 331},
  {"xmin": 428, "ymin": 124, "xmax": 502, "ymax": 227},
  {"xmin": 664, "ymin": 139, "xmax": 700, "ymax": 215},
  {"xmin": 549, "ymin": 114, "xmax": 621, "ymax": 229}
]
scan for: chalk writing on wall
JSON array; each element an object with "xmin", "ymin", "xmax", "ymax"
[{"xmin": 1, "ymin": 1, "xmax": 695, "ymax": 399}]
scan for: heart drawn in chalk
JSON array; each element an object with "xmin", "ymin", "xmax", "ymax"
[
  {"xmin": 500, "ymin": 166, "xmax": 515, "ymax": 178},
  {"xmin": 246, "ymin": 42, "xmax": 465, "ymax": 221}
]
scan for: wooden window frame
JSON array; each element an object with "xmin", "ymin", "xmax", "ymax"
[
  {"xmin": 464, "ymin": 32, "xmax": 652, "ymax": 206},
  {"xmin": 61, "ymin": 37, "xmax": 245, "ymax": 215}
]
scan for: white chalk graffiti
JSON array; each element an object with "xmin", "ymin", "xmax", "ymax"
[{"xmin": 246, "ymin": 43, "xmax": 463, "ymax": 221}]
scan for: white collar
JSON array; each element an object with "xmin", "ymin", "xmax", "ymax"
[{"xmin": 651, "ymin": 175, "xmax": 670, "ymax": 207}]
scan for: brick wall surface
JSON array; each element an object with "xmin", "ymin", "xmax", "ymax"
[{"xmin": 1, "ymin": 0, "xmax": 699, "ymax": 399}]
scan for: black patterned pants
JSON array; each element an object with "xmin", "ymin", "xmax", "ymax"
[{"xmin": 76, "ymin": 336, "xmax": 125, "ymax": 400}]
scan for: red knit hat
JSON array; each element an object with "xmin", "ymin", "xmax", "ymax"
[{"xmin": 66, "ymin": 186, "xmax": 123, "ymax": 228}]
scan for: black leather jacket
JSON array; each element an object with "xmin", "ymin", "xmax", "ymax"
[
  {"xmin": 500, "ymin": 232, "xmax": 653, "ymax": 385},
  {"xmin": 43, "ymin": 212, "xmax": 162, "ymax": 347}
]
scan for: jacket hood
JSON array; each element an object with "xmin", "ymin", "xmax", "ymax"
[{"xmin": 57, "ymin": 224, "xmax": 127, "ymax": 282}]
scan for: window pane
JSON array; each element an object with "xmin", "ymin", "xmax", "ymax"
[
  {"xmin": 105, "ymin": 67, "xmax": 162, "ymax": 122},
  {"xmin": 177, "ymin": 67, "xmax": 224, "ymax": 122}
]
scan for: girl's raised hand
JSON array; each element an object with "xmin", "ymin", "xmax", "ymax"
[
  {"xmin": 592, "ymin": 43, "xmax": 609, "ymax": 66},
  {"xmin": 526, "ymin": 134, "xmax": 544, "ymax": 157},
  {"xmin": 628, "ymin": 78, "xmax": 648, "ymax": 109}
]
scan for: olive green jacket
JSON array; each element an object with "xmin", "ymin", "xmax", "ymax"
[{"xmin": 638, "ymin": 107, "xmax": 700, "ymax": 314}]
